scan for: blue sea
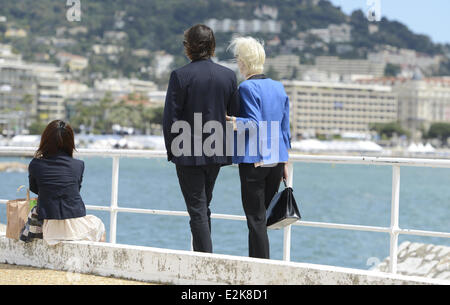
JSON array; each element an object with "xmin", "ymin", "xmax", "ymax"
[{"xmin": 1, "ymin": 156, "xmax": 449, "ymax": 270}]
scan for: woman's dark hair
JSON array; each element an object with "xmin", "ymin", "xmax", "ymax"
[
  {"xmin": 184, "ymin": 24, "xmax": 215, "ymax": 61},
  {"xmin": 35, "ymin": 120, "xmax": 76, "ymax": 159}
]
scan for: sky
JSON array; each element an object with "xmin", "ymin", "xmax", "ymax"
[{"xmin": 329, "ymin": 0, "xmax": 450, "ymax": 44}]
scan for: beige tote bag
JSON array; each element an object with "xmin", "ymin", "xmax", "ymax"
[{"xmin": 5, "ymin": 186, "xmax": 33, "ymax": 240}]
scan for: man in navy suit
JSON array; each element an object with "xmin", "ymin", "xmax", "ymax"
[{"xmin": 163, "ymin": 24, "xmax": 239, "ymax": 253}]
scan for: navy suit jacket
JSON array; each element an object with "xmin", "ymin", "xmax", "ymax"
[
  {"xmin": 28, "ymin": 151, "xmax": 86, "ymax": 220},
  {"xmin": 163, "ymin": 58, "xmax": 240, "ymax": 166}
]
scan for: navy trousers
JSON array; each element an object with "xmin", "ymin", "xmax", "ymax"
[
  {"xmin": 238, "ymin": 163, "xmax": 284, "ymax": 259},
  {"xmin": 176, "ymin": 164, "xmax": 221, "ymax": 253}
]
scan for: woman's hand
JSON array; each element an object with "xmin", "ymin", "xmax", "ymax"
[
  {"xmin": 283, "ymin": 162, "xmax": 289, "ymax": 183},
  {"xmin": 225, "ymin": 115, "xmax": 235, "ymax": 122},
  {"xmin": 226, "ymin": 115, "xmax": 237, "ymax": 131}
]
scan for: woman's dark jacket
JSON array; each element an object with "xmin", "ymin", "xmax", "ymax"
[{"xmin": 28, "ymin": 151, "xmax": 86, "ymax": 220}]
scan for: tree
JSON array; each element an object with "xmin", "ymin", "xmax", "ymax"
[
  {"xmin": 427, "ymin": 123, "xmax": 450, "ymax": 146},
  {"xmin": 384, "ymin": 64, "xmax": 401, "ymax": 77},
  {"xmin": 28, "ymin": 116, "xmax": 47, "ymax": 135},
  {"xmin": 266, "ymin": 65, "xmax": 279, "ymax": 80},
  {"xmin": 370, "ymin": 121, "xmax": 409, "ymax": 139}
]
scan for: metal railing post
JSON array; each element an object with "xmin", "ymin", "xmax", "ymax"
[
  {"xmin": 283, "ymin": 162, "xmax": 294, "ymax": 261},
  {"xmin": 110, "ymin": 156, "xmax": 120, "ymax": 244},
  {"xmin": 389, "ymin": 165, "xmax": 401, "ymax": 274}
]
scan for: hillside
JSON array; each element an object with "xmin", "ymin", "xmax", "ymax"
[{"xmin": 1, "ymin": 0, "xmax": 449, "ymax": 80}]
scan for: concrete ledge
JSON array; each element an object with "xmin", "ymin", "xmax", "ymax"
[{"xmin": 0, "ymin": 234, "xmax": 448, "ymax": 285}]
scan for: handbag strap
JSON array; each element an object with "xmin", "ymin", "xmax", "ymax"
[{"xmin": 16, "ymin": 185, "xmax": 30, "ymax": 201}]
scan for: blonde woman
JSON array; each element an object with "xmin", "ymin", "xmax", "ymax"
[{"xmin": 227, "ymin": 37, "xmax": 291, "ymax": 259}]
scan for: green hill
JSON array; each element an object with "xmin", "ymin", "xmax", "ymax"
[{"xmin": 0, "ymin": 0, "xmax": 448, "ymax": 79}]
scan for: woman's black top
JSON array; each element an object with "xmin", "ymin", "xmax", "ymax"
[{"xmin": 28, "ymin": 151, "xmax": 86, "ymax": 220}]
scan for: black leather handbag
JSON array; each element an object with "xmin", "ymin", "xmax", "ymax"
[{"xmin": 266, "ymin": 180, "xmax": 301, "ymax": 230}]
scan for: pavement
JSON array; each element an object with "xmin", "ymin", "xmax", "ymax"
[
  {"xmin": 0, "ymin": 263, "xmax": 155, "ymax": 285},
  {"xmin": 0, "ymin": 223, "xmax": 155, "ymax": 285}
]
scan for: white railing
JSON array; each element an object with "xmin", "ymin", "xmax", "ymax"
[{"xmin": 1, "ymin": 146, "xmax": 450, "ymax": 275}]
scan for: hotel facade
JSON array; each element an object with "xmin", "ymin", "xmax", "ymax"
[{"xmin": 283, "ymin": 81, "xmax": 398, "ymax": 139}]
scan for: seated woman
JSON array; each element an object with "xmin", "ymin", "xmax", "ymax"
[{"xmin": 28, "ymin": 120, "xmax": 105, "ymax": 245}]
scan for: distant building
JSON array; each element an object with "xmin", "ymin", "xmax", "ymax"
[
  {"xmin": 394, "ymin": 78, "xmax": 450, "ymax": 136},
  {"xmin": 151, "ymin": 52, "xmax": 174, "ymax": 78},
  {"xmin": 357, "ymin": 77, "xmax": 450, "ymax": 138},
  {"xmin": 60, "ymin": 80, "xmax": 89, "ymax": 97},
  {"xmin": 56, "ymin": 52, "xmax": 89, "ymax": 71},
  {"xmin": 265, "ymin": 55, "xmax": 301, "ymax": 79},
  {"xmin": 30, "ymin": 64, "xmax": 66, "ymax": 122},
  {"xmin": 68, "ymin": 26, "xmax": 88, "ymax": 36},
  {"xmin": 94, "ymin": 78, "xmax": 157, "ymax": 95},
  {"xmin": 50, "ymin": 38, "xmax": 77, "ymax": 48},
  {"xmin": 103, "ymin": 31, "xmax": 128, "ymax": 42},
  {"xmin": 5, "ymin": 28, "xmax": 27, "ymax": 38},
  {"xmin": 0, "ymin": 44, "xmax": 21, "ymax": 62},
  {"xmin": 147, "ymin": 91, "xmax": 166, "ymax": 107},
  {"xmin": 0, "ymin": 60, "xmax": 37, "ymax": 117},
  {"xmin": 254, "ymin": 5, "xmax": 278, "ymax": 19},
  {"xmin": 132, "ymin": 49, "xmax": 150, "ymax": 58},
  {"xmin": 284, "ymin": 38, "xmax": 306, "ymax": 51},
  {"xmin": 368, "ymin": 46, "xmax": 442, "ymax": 74},
  {"xmin": 283, "ymin": 80, "xmax": 398, "ymax": 139},
  {"xmin": 312, "ymin": 56, "xmax": 386, "ymax": 79},
  {"xmin": 92, "ymin": 44, "xmax": 124, "ymax": 55},
  {"xmin": 308, "ymin": 24, "xmax": 351, "ymax": 44},
  {"xmin": 205, "ymin": 19, "xmax": 281, "ymax": 34},
  {"xmin": 300, "ymin": 68, "xmax": 341, "ymax": 83}
]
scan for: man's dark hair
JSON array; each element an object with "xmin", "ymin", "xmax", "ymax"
[{"xmin": 184, "ymin": 24, "xmax": 215, "ymax": 61}]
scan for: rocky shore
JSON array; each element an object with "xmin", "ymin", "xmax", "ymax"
[{"xmin": 375, "ymin": 241, "xmax": 450, "ymax": 280}]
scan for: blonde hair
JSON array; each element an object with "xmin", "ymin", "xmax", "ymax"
[{"xmin": 228, "ymin": 36, "xmax": 265, "ymax": 76}]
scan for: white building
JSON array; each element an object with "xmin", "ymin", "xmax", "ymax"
[
  {"xmin": 152, "ymin": 52, "xmax": 174, "ymax": 78},
  {"xmin": 92, "ymin": 44, "xmax": 124, "ymax": 55},
  {"xmin": 0, "ymin": 60, "xmax": 37, "ymax": 117},
  {"xmin": 357, "ymin": 76, "xmax": 450, "ymax": 138},
  {"xmin": 265, "ymin": 55, "xmax": 301, "ymax": 79},
  {"xmin": 394, "ymin": 78, "xmax": 450, "ymax": 134},
  {"xmin": 56, "ymin": 52, "xmax": 89, "ymax": 71},
  {"xmin": 308, "ymin": 24, "xmax": 351, "ymax": 44},
  {"xmin": 30, "ymin": 64, "xmax": 66, "ymax": 122},
  {"xmin": 283, "ymin": 80, "xmax": 398, "ymax": 139},
  {"xmin": 368, "ymin": 47, "xmax": 442, "ymax": 73},
  {"xmin": 94, "ymin": 78, "xmax": 157, "ymax": 95},
  {"xmin": 205, "ymin": 19, "xmax": 281, "ymax": 34},
  {"xmin": 313, "ymin": 56, "xmax": 386, "ymax": 79},
  {"xmin": 0, "ymin": 44, "xmax": 22, "ymax": 62}
]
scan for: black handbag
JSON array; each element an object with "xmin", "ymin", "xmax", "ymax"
[{"xmin": 266, "ymin": 180, "xmax": 301, "ymax": 230}]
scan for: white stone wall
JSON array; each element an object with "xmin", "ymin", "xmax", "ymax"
[{"xmin": 0, "ymin": 235, "xmax": 448, "ymax": 285}]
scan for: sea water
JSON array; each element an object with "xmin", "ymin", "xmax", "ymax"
[{"xmin": 0, "ymin": 156, "xmax": 449, "ymax": 270}]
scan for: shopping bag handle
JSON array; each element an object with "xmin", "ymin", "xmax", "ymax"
[{"xmin": 17, "ymin": 185, "xmax": 30, "ymax": 201}]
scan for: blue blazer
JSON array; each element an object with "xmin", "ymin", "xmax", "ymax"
[
  {"xmin": 28, "ymin": 151, "xmax": 86, "ymax": 220},
  {"xmin": 232, "ymin": 75, "xmax": 291, "ymax": 164},
  {"xmin": 163, "ymin": 58, "xmax": 240, "ymax": 166}
]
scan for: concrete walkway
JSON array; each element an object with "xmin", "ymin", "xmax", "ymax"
[
  {"xmin": 0, "ymin": 263, "xmax": 154, "ymax": 285},
  {"xmin": 0, "ymin": 224, "xmax": 153, "ymax": 285}
]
